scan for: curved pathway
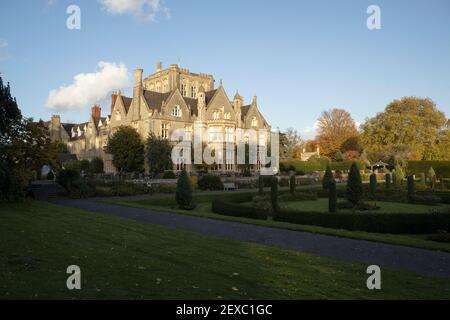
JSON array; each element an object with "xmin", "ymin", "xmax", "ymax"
[{"xmin": 51, "ymin": 198, "xmax": 450, "ymax": 278}]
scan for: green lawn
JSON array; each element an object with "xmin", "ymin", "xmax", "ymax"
[
  {"xmin": 280, "ymin": 199, "xmax": 450, "ymax": 214},
  {"xmin": 105, "ymin": 195, "xmax": 450, "ymax": 253},
  {"xmin": 1, "ymin": 201, "xmax": 450, "ymax": 299}
]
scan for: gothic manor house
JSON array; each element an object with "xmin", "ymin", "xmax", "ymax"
[{"xmin": 47, "ymin": 63, "xmax": 271, "ymax": 173}]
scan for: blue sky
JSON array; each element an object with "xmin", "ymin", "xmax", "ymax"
[{"xmin": 0, "ymin": 0, "xmax": 449, "ymax": 138}]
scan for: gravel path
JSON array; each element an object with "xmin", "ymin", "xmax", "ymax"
[{"xmin": 51, "ymin": 198, "xmax": 450, "ymax": 278}]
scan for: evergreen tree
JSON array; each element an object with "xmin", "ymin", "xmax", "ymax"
[
  {"xmin": 346, "ymin": 162, "xmax": 363, "ymax": 206},
  {"xmin": 328, "ymin": 178, "xmax": 337, "ymax": 213},
  {"xmin": 176, "ymin": 169, "xmax": 192, "ymax": 209},
  {"xmin": 394, "ymin": 164, "xmax": 405, "ymax": 187},
  {"xmin": 369, "ymin": 173, "xmax": 377, "ymax": 198},
  {"xmin": 322, "ymin": 165, "xmax": 333, "ymax": 190}
]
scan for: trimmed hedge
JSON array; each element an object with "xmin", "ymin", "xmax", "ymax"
[
  {"xmin": 407, "ymin": 161, "xmax": 450, "ymax": 177},
  {"xmin": 280, "ymin": 160, "xmax": 364, "ymax": 174},
  {"xmin": 274, "ymin": 209, "xmax": 450, "ymax": 234},
  {"xmin": 212, "ymin": 199, "xmax": 268, "ymax": 220}
]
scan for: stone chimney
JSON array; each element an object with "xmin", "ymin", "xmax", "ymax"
[
  {"xmin": 91, "ymin": 105, "xmax": 101, "ymax": 121},
  {"xmin": 156, "ymin": 61, "xmax": 162, "ymax": 72}
]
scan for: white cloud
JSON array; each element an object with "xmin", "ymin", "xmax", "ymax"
[
  {"xmin": 301, "ymin": 121, "xmax": 319, "ymax": 139},
  {"xmin": 99, "ymin": 0, "xmax": 170, "ymax": 22},
  {"xmin": 46, "ymin": 61, "xmax": 130, "ymax": 111}
]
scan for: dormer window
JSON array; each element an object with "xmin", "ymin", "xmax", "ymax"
[
  {"xmin": 251, "ymin": 117, "xmax": 258, "ymax": 127},
  {"xmin": 213, "ymin": 111, "xmax": 220, "ymax": 120},
  {"xmin": 172, "ymin": 105, "xmax": 182, "ymax": 117}
]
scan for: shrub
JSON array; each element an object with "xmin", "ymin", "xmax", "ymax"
[
  {"xmin": 212, "ymin": 199, "xmax": 268, "ymax": 220},
  {"xmin": 289, "ymin": 175, "xmax": 296, "ymax": 195},
  {"xmin": 162, "ymin": 171, "xmax": 176, "ymax": 179},
  {"xmin": 346, "ymin": 162, "xmax": 363, "ymax": 206},
  {"xmin": 273, "ymin": 209, "xmax": 450, "ymax": 234},
  {"xmin": 369, "ymin": 173, "xmax": 377, "ymax": 198},
  {"xmin": 89, "ymin": 157, "xmax": 104, "ymax": 174},
  {"xmin": 176, "ymin": 169, "xmax": 193, "ymax": 209},
  {"xmin": 198, "ymin": 175, "xmax": 224, "ymax": 190},
  {"xmin": 57, "ymin": 169, "xmax": 80, "ymax": 191},
  {"xmin": 329, "ymin": 179, "xmax": 337, "ymax": 213},
  {"xmin": 337, "ymin": 201, "xmax": 380, "ymax": 211},
  {"xmin": 270, "ymin": 177, "xmax": 278, "ymax": 212},
  {"xmin": 278, "ymin": 177, "xmax": 290, "ymax": 187},
  {"xmin": 322, "ymin": 165, "xmax": 333, "ymax": 190},
  {"xmin": 80, "ymin": 159, "xmax": 90, "ymax": 173}
]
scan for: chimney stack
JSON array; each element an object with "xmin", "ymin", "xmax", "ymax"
[
  {"xmin": 91, "ymin": 105, "xmax": 101, "ymax": 121},
  {"xmin": 156, "ymin": 61, "xmax": 162, "ymax": 72},
  {"xmin": 110, "ymin": 91, "xmax": 118, "ymax": 115}
]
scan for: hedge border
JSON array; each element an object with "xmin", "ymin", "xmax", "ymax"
[
  {"xmin": 212, "ymin": 199, "xmax": 269, "ymax": 220},
  {"xmin": 274, "ymin": 209, "xmax": 450, "ymax": 234}
]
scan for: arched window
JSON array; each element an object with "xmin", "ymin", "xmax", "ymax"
[
  {"xmin": 224, "ymin": 112, "xmax": 231, "ymax": 120},
  {"xmin": 172, "ymin": 105, "xmax": 182, "ymax": 117}
]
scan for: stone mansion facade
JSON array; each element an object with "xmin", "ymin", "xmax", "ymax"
[{"xmin": 47, "ymin": 62, "xmax": 271, "ymax": 173}]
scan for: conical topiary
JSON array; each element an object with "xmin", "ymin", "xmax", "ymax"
[
  {"xmin": 346, "ymin": 162, "xmax": 363, "ymax": 206},
  {"xmin": 322, "ymin": 165, "xmax": 333, "ymax": 190},
  {"xmin": 175, "ymin": 169, "xmax": 192, "ymax": 209}
]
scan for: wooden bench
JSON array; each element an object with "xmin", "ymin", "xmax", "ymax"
[{"xmin": 223, "ymin": 182, "xmax": 238, "ymax": 191}]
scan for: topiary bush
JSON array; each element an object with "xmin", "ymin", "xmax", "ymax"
[
  {"xmin": 328, "ymin": 179, "xmax": 337, "ymax": 213},
  {"xmin": 198, "ymin": 175, "xmax": 224, "ymax": 190},
  {"xmin": 346, "ymin": 162, "xmax": 363, "ymax": 206},
  {"xmin": 175, "ymin": 169, "xmax": 193, "ymax": 209},
  {"xmin": 322, "ymin": 165, "xmax": 333, "ymax": 190},
  {"xmin": 369, "ymin": 173, "xmax": 377, "ymax": 198}
]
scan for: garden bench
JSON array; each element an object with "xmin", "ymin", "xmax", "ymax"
[{"xmin": 223, "ymin": 182, "xmax": 238, "ymax": 191}]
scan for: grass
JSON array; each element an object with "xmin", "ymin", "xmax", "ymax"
[
  {"xmin": 280, "ymin": 199, "xmax": 450, "ymax": 214},
  {"xmin": 1, "ymin": 201, "xmax": 450, "ymax": 299},
  {"xmin": 104, "ymin": 195, "xmax": 450, "ymax": 253}
]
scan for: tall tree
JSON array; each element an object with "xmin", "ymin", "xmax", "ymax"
[
  {"xmin": 105, "ymin": 126, "xmax": 144, "ymax": 173},
  {"xmin": 361, "ymin": 97, "xmax": 448, "ymax": 160},
  {"xmin": 280, "ymin": 127, "xmax": 302, "ymax": 159},
  {"xmin": 146, "ymin": 133, "xmax": 172, "ymax": 177},
  {"xmin": 316, "ymin": 108, "xmax": 358, "ymax": 157}
]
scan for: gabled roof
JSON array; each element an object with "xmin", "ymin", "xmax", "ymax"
[
  {"xmin": 205, "ymin": 89, "xmax": 218, "ymax": 105},
  {"xmin": 143, "ymin": 90, "xmax": 172, "ymax": 113},
  {"xmin": 121, "ymin": 96, "xmax": 132, "ymax": 113},
  {"xmin": 241, "ymin": 105, "xmax": 251, "ymax": 120}
]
